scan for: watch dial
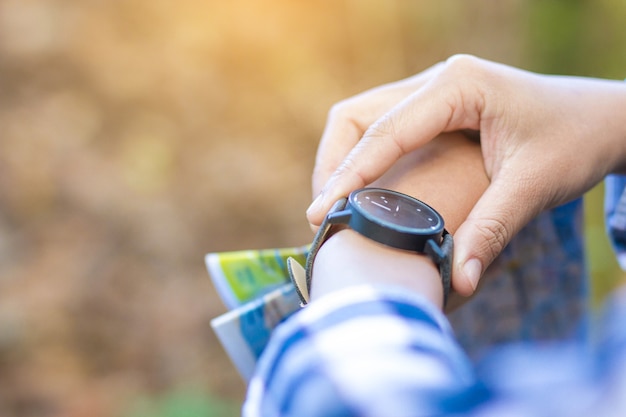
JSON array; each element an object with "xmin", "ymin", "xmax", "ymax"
[{"xmin": 353, "ymin": 189, "xmax": 441, "ymax": 230}]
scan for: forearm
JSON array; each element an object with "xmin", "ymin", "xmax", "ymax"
[
  {"xmin": 310, "ymin": 229, "xmax": 444, "ymax": 308},
  {"xmin": 548, "ymin": 75, "xmax": 626, "ymax": 176}
]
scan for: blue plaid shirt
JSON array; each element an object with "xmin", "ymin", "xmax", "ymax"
[{"xmin": 243, "ymin": 176, "xmax": 626, "ymax": 417}]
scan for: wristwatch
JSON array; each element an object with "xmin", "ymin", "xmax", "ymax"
[{"xmin": 287, "ymin": 187, "xmax": 453, "ymax": 306}]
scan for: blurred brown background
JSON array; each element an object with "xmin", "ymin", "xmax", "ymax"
[{"xmin": 0, "ymin": 1, "xmax": 625, "ymax": 416}]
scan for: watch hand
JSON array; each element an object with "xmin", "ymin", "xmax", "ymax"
[{"xmin": 371, "ymin": 201, "xmax": 392, "ymax": 211}]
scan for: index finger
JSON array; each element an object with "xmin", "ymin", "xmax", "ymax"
[
  {"xmin": 312, "ymin": 63, "xmax": 444, "ymax": 197},
  {"xmin": 306, "ymin": 61, "xmax": 485, "ymax": 225}
]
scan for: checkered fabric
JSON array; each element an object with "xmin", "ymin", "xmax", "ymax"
[{"xmin": 243, "ymin": 176, "xmax": 626, "ymax": 417}]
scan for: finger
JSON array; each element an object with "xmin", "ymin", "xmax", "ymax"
[
  {"xmin": 313, "ymin": 94, "xmax": 393, "ymax": 197},
  {"xmin": 307, "ymin": 70, "xmax": 485, "ymax": 225},
  {"xmin": 312, "ymin": 64, "xmax": 444, "ymax": 197},
  {"xmin": 451, "ymin": 173, "xmax": 544, "ymax": 296}
]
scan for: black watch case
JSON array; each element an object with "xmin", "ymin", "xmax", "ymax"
[
  {"xmin": 288, "ymin": 188, "xmax": 453, "ymax": 306},
  {"xmin": 328, "ymin": 188, "xmax": 445, "ymax": 252}
]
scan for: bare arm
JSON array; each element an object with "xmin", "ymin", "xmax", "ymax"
[{"xmin": 310, "ymin": 132, "xmax": 488, "ymax": 305}]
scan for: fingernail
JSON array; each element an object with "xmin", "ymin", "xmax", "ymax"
[
  {"xmin": 462, "ymin": 258, "xmax": 482, "ymax": 291},
  {"xmin": 307, "ymin": 193, "xmax": 324, "ymax": 217}
]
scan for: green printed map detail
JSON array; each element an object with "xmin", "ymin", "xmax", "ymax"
[{"xmin": 220, "ymin": 247, "xmax": 308, "ymax": 303}]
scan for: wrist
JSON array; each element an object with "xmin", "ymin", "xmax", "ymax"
[{"xmin": 310, "ymin": 229, "xmax": 444, "ymax": 308}]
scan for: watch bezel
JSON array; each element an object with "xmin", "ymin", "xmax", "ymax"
[
  {"xmin": 291, "ymin": 187, "xmax": 453, "ymax": 307},
  {"xmin": 329, "ymin": 188, "xmax": 445, "ymax": 252}
]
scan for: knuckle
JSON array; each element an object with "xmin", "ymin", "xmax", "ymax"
[
  {"xmin": 441, "ymin": 54, "xmax": 489, "ymax": 89},
  {"xmin": 444, "ymin": 53, "xmax": 481, "ymax": 72},
  {"xmin": 327, "ymin": 98, "xmax": 357, "ymax": 123},
  {"xmin": 473, "ymin": 217, "xmax": 511, "ymax": 261},
  {"xmin": 434, "ymin": 54, "xmax": 489, "ymax": 125},
  {"xmin": 363, "ymin": 113, "xmax": 407, "ymax": 155},
  {"xmin": 326, "ymin": 99, "xmax": 367, "ymax": 137},
  {"xmin": 364, "ymin": 113, "xmax": 393, "ymax": 139},
  {"xmin": 332, "ymin": 157, "xmax": 368, "ymax": 189}
]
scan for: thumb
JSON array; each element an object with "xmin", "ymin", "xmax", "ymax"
[{"xmin": 451, "ymin": 177, "xmax": 540, "ymax": 296}]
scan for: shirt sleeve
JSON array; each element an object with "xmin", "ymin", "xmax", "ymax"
[
  {"xmin": 243, "ymin": 283, "xmax": 626, "ymax": 417},
  {"xmin": 242, "ymin": 285, "xmax": 476, "ymax": 417}
]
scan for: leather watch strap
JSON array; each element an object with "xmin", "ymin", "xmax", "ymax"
[
  {"xmin": 288, "ymin": 198, "xmax": 348, "ymax": 305},
  {"xmin": 424, "ymin": 230, "xmax": 453, "ymax": 306}
]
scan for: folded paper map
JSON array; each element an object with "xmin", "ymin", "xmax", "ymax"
[{"xmin": 206, "ymin": 246, "xmax": 308, "ymax": 380}]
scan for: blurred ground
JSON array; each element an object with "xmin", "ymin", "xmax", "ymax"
[{"xmin": 0, "ymin": 1, "xmax": 624, "ymax": 416}]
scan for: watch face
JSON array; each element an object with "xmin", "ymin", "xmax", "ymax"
[{"xmin": 352, "ymin": 188, "xmax": 442, "ymax": 232}]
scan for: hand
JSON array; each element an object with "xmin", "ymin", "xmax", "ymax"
[
  {"xmin": 367, "ymin": 132, "xmax": 487, "ymax": 233},
  {"xmin": 311, "ymin": 132, "xmax": 488, "ymax": 308},
  {"xmin": 307, "ymin": 54, "xmax": 626, "ymax": 295}
]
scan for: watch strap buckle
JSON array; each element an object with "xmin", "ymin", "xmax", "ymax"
[{"xmin": 287, "ymin": 257, "xmax": 309, "ymax": 306}]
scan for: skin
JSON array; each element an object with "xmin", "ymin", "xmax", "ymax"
[
  {"xmin": 311, "ymin": 132, "xmax": 488, "ymax": 309},
  {"xmin": 311, "ymin": 229, "xmax": 445, "ymax": 307},
  {"xmin": 306, "ymin": 54, "xmax": 626, "ymax": 296}
]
